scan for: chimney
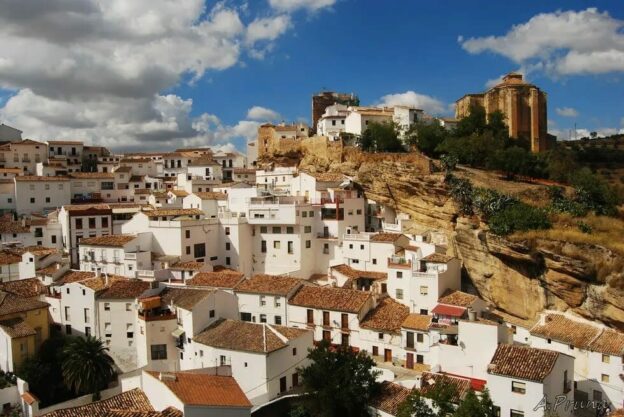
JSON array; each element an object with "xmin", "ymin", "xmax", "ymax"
[{"xmin": 467, "ymin": 309, "xmax": 476, "ymax": 322}]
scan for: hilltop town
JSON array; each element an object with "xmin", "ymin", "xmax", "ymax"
[{"xmin": 0, "ymin": 74, "xmax": 622, "ymax": 417}]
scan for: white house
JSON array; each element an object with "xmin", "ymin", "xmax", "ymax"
[
  {"xmin": 59, "ymin": 203, "xmax": 113, "ymax": 267},
  {"xmin": 359, "ymin": 297, "xmax": 409, "ymax": 365},
  {"xmin": 234, "ymin": 274, "xmax": 303, "ymax": 325},
  {"xmin": 14, "ymin": 176, "xmax": 71, "ymax": 215},
  {"xmin": 79, "ymin": 234, "xmax": 153, "ymax": 278},
  {"xmin": 487, "ymin": 344, "xmax": 575, "ymax": 417},
  {"xmin": 192, "ymin": 319, "xmax": 313, "ymax": 406}
]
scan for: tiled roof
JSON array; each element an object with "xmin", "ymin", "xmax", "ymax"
[
  {"xmin": 55, "ymin": 270, "xmax": 96, "ymax": 285},
  {"xmin": 79, "ymin": 235, "xmax": 136, "ymax": 247},
  {"xmin": 422, "ymin": 253, "xmax": 454, "ymax": 264},
  {"xmin": 129, "ymin": 176, "xmax": 145, "ymax": 183},
  {"xmin": 331, "ymin": 264, "xmax": 387, "ymax": 281},
  {"xmin": 160, "ymin": 287, "xmax": 215, "ymax": 310},
  {"xmin": 0, "ymin": 252, "xmax": 21, "ymax": 265},
  {"xmin": 70, "ymin": 172, "xmax": 114, "ymax": 179},
  {"xmin": 193, "ymin": 192, "xmax": 227, "ymax": 200},
  {"xmin": 305, "ymin": 171, "xmax": 346, "ymax": 182},
  {"xmin": 232, "ymin": 168, "xmax": 256, "ymax": 174},
  {"xmin": 47, "ymin": 140, "xmax": 83, "ymax": 145},
  {"xmin": 370, "ymin": 381, "xmax": 412, "ymax": 416},
  {"xmin": 360, "ymin": 298, "xmax": 409, "ymax": 334},
  {"xmin": 169, "ymin": 190, "xmax": 189, "ymax": 197},
  {"xmin": 288, "ymin": 285, "xmax": 372, "ymax": 314},
  {"xmin": 188, "ymin": 157, "xmax": 219, "ymax": 166},
  {"xmin": 370, "ymin": 233, "xmax": 404, "ymax": 242},
  {"xmin": 145, "ymin": 208, "xmax": 203, "ymax": 218},
  {"xmin": 169, "ymin": 261, "xmax": 206, "ymax": 271},
  {"xmin": 0, "ymin": 278, "xmax": 47, "ymax": 298},
  {"xmin": 194, "ymin": 319, "xmax": 309, "ymax": 353},
  {"xmin": 187, "ymin": 270, "xmax": 245, "ymax": 289},
  {"xmin": 402, "ymin": 314, "xmax": 433, "ymax": 331},
  {"xmin": 41, "ymin": 388, "xmax": 153, "ymax": 417},
  {"xmin": 79, "ymin": 275, "xmax": 127, "ymax": 292},
  {"xmin": 0, "ymin": 318, "xmax": 36, "ymax": 338},
  {"xmin": 0, "ymin": 221, "xmax": 30, "ymax": 234},
  {"xmin": 432, "ymin": 304, "xmax": 466, "ymax": 317},
  {"xmin": 420, "ymin": 372, "xmax": 471, "ymax": 403},
  {"xmin": 145, "ymin": 371, "xmax": 251, "ymax": 408},
  {"xmin": 97, "ymin": 280, "xmax": 151, "ymax": 299},
  {"xmin": 115, "ymin": 166, "xmax": 133, "ymax": 173},
  {"xmin": 488, "ymin": 344, "xmax": 561, "ymax": 383},
  {"xmin": 589, "ymin": 329, "xmax": 624, "ymax": 356},
  {"xmin": 0, "ymin": 291, "xmax": 49, "ymax": 316},
  {"xmin": 15, "ymin": 176, "xmax": 70, "ymax": 182},
  {"xmin": 530, "ymin": 313, "xmax": 601, "ymax": 349},
  {"xmin": 120, "ymin": 158, "xmax": 152, "ymax": 163},
  {"xmin": 438, "ymin": 290, "xmax": 478, "ymax": 308},
  {"xmin": 62, "ymin": 203, "xmax": 111, "ymax": 211},
  {"xmin": 234, "ymin": 274, "xmax": 303, "ymax": 296}
]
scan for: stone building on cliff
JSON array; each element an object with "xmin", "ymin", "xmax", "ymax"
[{"xmin": 455, "ymin": 73, "xmax": 549, "ymax": 153}]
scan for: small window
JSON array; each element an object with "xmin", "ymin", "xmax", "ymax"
[
  {"xmin": 601, "ymin": 374, "xmax": 610, "ymax": 383},
  {"xmin": 395, "ymin": 289, "xmax": 403, "ymax": 300},
  {"xmin": 372, "ymin": 258, "xmax": 377, "ymax": 265},
  {"xmin": 185, "ymin": 230, "xmax": 190, "ymax": 239},
  {"xmin": 293, "ymin": 348, "xmax": 297, "ymax": 356},
  {"xmin": 127, "ymin": 332, "xmax": 133, "ymax": 339},
  {"xmin": 186, "ymin": 246, "xmax": 191, "ymax": 255},
  {"xmin": 602, "ymin": 354, "xmax": 610, "ymax": 364},
  {"xmin": 272, "ymin": 226, "xmax": 281, "ymax": 234},
  {"xmin": 397, "ymin": 271, "xmax": 403, "ymax": 279},
  {"xmin": 225, "ymin": 227, "xmax": 231, "ymax": 236},
  {"xmin": 274, "ymin": 241, "xmax": 281, "ymax": 249},
  {"xmin": 209, "ymin": 309, "xmax": 215, "ymax": 318},
  {"xmin": 275, "ymin": 316, "xmax": 282, "ymax": 325},
  {"xmin": 420, "ymin": 286, "xmax": 428, "ymax": 295},
  {"xmin": 511, "ymin": 381, "xmax": 526, "ymax": 394},
  {"xmin": 286, "ymin": 226, "xmax": 294, "ymax": 234},
  {"xmin": 125, "ymin": 303, "xmax": 131, "ymax": 311},
  {"xmin": 378, "ymin": 333, "xmax": 383, "ymax": 340},
  {"xmin": 104, "ymin": 303, "xmax": 110, "ymax": 311},
  {"xmin": 306, "ymin": 240, "xmax": 311, "ymax": 249},
  {"xmin": 259, "ymin": 314, "xmax": 267, "ymax": 323}
]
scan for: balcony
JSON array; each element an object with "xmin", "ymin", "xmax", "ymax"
[
  {"xmin": 138, "ymin": 310, "xmax": 176, "ymax": 322},
  {"xmin": 125, "ymin": 253, "xmax": 137, "ymax": 260},
  {"xmin": 388, "ymin": 256, "xmax": 412, "ymax": 269},
  {"xmin": 317, "ymin": 232, "xmax": 338, "ymax": 239}
]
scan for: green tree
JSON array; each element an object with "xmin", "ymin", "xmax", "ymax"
[
  {"xmin": 359, "ymin": 122, "xmax": 404, "ymax": 153},
  {"xmin": 298, "ymin": 341, "xmax": 381, "ymax": 417},
  {"xmin": 478, "ymin": 389, "xmax": 499, "ymax": 417},
  {"xmin": 397, "ymin": 391, "xmax": 435, "ymax": 417},
  {"xmin": 453, "ymin": 390, "xmax": 482, "ymax": 417},
  {"xmin": 485, "ymin": 111, "xmax": 509, "ymax": 141},
  {"xmin": 570, "ymin": 168, "xmax": 619, "ymax": 216},
  {"xmin": 426, "ymin": 383, "xmax": 457, "ymax": 417},
  {"xmin": 454, "ymin": 105, "xmax": 487, "ymax": 137},
  {"xmin": 406, "ymin": 122, "xmax": 448, "ymax": 156},
  {"xmin": 488, "ymin": 146, "xmax": 543, "ymax": 180},
  {"xmin": 62, "ymin": 336, "xmax": 115, "ymax": 401},
  {"xmin": 359, "ymin": 128, "xmax": 375, "ymax": 152}
]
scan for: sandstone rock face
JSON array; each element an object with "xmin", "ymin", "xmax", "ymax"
[{"xmin": 295, "ymin": 151, "xmax": 624, "ymax": 329}]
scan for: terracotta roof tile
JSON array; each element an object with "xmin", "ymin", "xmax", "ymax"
[
  {"xmin": 187, "ymin": 270, "xmax": 245, "ymax": 289},
  {"xmin": 145, "ymin": 371, "xmax": 251, "ymax": 408},
  {"xmin": 370, "ymin": 233, "xmax": 404, "ymax": 242},
  {"xmin": 589, "ymin": 329, "xmax": 624, "ymax": 356},
  {"xmin": 422, "ymin": 253, "xmax": 454, "ymax": 264},
  {"xmin": 160, "ymin": 287, "xmax": 215, "ymax": 310},
  {"xmin": 15, "ymin": 176, "xmax": 70, "ymax": 182},
  {"xmin": 41, "ymin": 388, "xmax": 153, "ymax": 417},
  {"xmin": 360, "ymin": 298, "xmax": 409, "ymax": 334},
  {"xmin": 47, "ymin": 140, "xmax": 83, "ymax": 145},
  {"xmin": 115, "ymin": 166, "xmax": 133, "ymax": 173},
  {"xmin": 530, "ymin": 314, "xmax": 601, "ymax": 349},
  {"xmin": 438, "ymin": 290, "xmax": 478, "ymax": 308},
  {"xmin": 79, "ymin": 235, "xmax": 136, "ymax": 247},
  {"xmin": 331, "ymin": 264, "xmax": 387, "ymax": 281},
  {"xmin": 234, "ymin": 274, "xmax": 303, "ymax": 296},
  {"xmin": 0, "ymin": 221, "xmax": 30, "ymax": 234},
  {"xmin": 0, "ymin": 278, "xmax": 47, "ymax": 298},
  {"xmin": 289, "ymin": 285, "xmax": 372, "ymax": 314},
  {"xmin": 402, "ymin": 314, "xmax": 433, "ymax": 331},
  {"xmin": 0, "ymin": 252, "xmax": 21, "ymax": 265},
  {"xmin": 97, "ymin": 280, "xmax": 151, "ymax": 299},
  {"xmin": 79, "ymin": 275, "xmax": 127, "ymax": 292},
  {"xmin": 192, "ymin": 192, "xmax": 227, "ymax": 200},
  {"xmin": 169, "ymin": 261, "xmax": 207, "ymax": 271},
  {"xmin": 488, "ymin": 344, "xmax": 561, "ymax": 383},
  {"xmin": 70, "ymin": 172, "xmax": 114, "ymax": 179},
  {"xmin": 0, "ymin": 318, "xmax": 36, "ymax": 338},
  {"xmin": 194, "ymin": 319, "xmax": 309, "ymax": 353},
  {"xmin": 0, "ymin": 291, "xmax": 49, "ymax": 316},
  {"xmin": 420, "ymin": 372, "xmax": 471, "ymax": 403},
  {"xmin": 55, "ymin": 270, "xmax": 96, "ymax": 285},
  {"xmin": 370, "ymin": 381, "xmax": 412, "ymax": 415},
  {"xmin": 145, "ymin": 208, "xmax": 203, "ymax": 218},
  {"xmin": 304, "ymin": 171, "xmax": 346, "ymax": 182}
]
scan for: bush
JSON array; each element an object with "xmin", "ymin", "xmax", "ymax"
[
  {"xmin": 577, "ymin": 221, "xmax": 593, "ymax": 234},
  {"xmin": 571, "ymin": 168, "xmax": 619, "ymax": 216},
  {"xmin": 488, "ymin": 203, "xmax": 551, "ymax": 235},
  {"xmin": 446, "ymin": 175, "xmax": 474, "ymax": 215},
  {"xmin": 472, "ymin": 188, "xmax": 516, "ymax": 218},
  {"xmin": 548, "ymin": 186, "xmax": 588, "ymax": 217}
]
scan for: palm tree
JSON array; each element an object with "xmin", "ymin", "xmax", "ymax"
[{"xmin": 62, "ymin": 336, "xmax": 115, "ymax": 401}]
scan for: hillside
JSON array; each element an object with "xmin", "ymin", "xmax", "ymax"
[{"xmin": 263, "ymin": 147, "xmax": 624, "ymax": 330}]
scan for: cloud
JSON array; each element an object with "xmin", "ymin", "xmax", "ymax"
[
  {"xmin": 550, "ymin": 126, "xmax": 624, "ymax": 141},
  {"xmin": 376, "ymin": 91, "xmax": 447, "ymax": 115},
  {"xmin": 246, "ymin": 106, "xmax": 281, "ymax": 121},
  {"xmin": 459, "ymin": 8, "xmax": 624, "ymax": 76},
  {"xmin": 268, "ymin": 0, "xmax": 336, "ymax": 13},
  {"xmin": 0, "ymin": 0, "xmax": 329, "ymax": 151},
  {"xmin": 555, "ymin": 107, "xmax": 579, "ymax": 118}
]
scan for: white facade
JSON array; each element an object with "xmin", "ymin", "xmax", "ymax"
[{"xmin": 14, "ymin": 178, "xmax": 71, "ymax": 215}]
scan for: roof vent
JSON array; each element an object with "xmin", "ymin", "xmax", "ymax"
[{"xmin": 159, "ymin": 372, "xmax": 177, "ymax": 382}]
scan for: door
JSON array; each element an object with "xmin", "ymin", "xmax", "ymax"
[
  {"xmin": 372, "ymin": 346, "xmax": 378, "ymax": 357},
  {"xmin": 384, "ymin": 349, "xmax": 392, "ymax": 362},
  {"xmin": 406, "ymin": 353, "xmax": 414, "ymax": 369},
  {"xmin": 417, "ymin": 354, "xmax": 424, "ymax": 364},
  {"xmin": 280, "ymin": 376, "xmax": 287, "ymax": 393},
  {"xmin": 292, "ymin": 373, "xmax": 299, "ymax": 387},
  {"xmin": 381, "ymin": 283, "xmax": 387, "ymax": 294}
]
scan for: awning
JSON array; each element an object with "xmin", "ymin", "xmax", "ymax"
[
  {"xmin": 171, "ymin": 328, "xmax": 185, "ymax": 338},
  {"xmin": 432, "ymin": 304, "xmax": 466, "ymax": 317}
]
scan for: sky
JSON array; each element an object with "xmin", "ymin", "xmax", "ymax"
[{"xmin": 0, "ymin": 0, "xmax": 623, "ymax": 152}]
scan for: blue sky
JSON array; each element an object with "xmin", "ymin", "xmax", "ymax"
[{"xmin": 0, "ymin": 0, "xmax": 622, "ymax": 151}]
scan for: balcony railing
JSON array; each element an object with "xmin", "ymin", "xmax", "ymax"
[
  {"xmin": 138, "ymin": 311, "xmax": 176, "ymax": 322},
  {"xmin": 317, "ymin": 232, "xmax": 337, "ymax": 239},
  {"xmin": 388, "ymin": 256, "xmax": 412, "ymax": 269}
]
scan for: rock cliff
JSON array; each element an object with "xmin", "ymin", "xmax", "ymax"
[{"xmin": 291, "ymin": 150, "xmax": 624, "ymax": 330}]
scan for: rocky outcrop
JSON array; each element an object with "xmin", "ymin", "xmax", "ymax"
[{"xmin": 293, "ymin": 150, "xmax": 624, "ymax": 329}]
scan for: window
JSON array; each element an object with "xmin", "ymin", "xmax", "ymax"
[
  {"xmin": 51, "ymin": 235, "xmax": 57, "ymax": 244},
  {"xmin": 309, "ymin": 211, "xmax": 314, "ymax": 217},
  {"xmin": 186, "ymin": 246, "xmax": 191, "ymax": 255},
  {"xmin": 378, "ymin": 333, "xmax": 383, "ymax": 340},
  {"xmin": 273, "ymin": 241, "xmax": 281, "ymax": 249},
  {"xmin": 104, "ymin": 322, "xmax": 111, "ymax": 331},
  {"xmin": 102, "ymin": 217, "xmax": 108, "ymax": 228},
  {"xmin": 341, "ymin": 314, "xmax": 349, "ymax": 329},
  {"xmin": 323, "ymin": 243, "xmax": 329, "ymax": 254},
  {"xmin": 305, "ymin": 240, "xmax": 311, "ymax": 249},
  {"xmin": 286, "ymin": 226, "xmax": 294, "ymax": 234},
  {"xmin": 306, "ymin": 309, "xmax": 314, "ymax": 325},
  {"xmin": 65, "ymin": 324, "xmax": 72, "ymax": 335},
  {"xmin": 511, "ymin": 381, "xmax": 526, "ymax": 394},
  {"xmin": 293, "ymin": 348, "xmax": 297, "ymax": 356},
  {"xmin": 193, "ymin": 243, "xmax": 206, "ymax": 258},
  {"xmin": 602, "ymin": 354, "xmax": 610, "ymax": 363},
  {"xmin": 127, "ymin": 331, "xmax": 133, "ymax": 338},
  {"xmin": 420, "ymin": 286, "xmax": 428, "ymax": 295},
  {"xmin": 275, "ymin": 316, "xmax": 282, "ymax": 325},
  {"xmin": 261, "ymin": 240, "xmax": 267, "ymax": 253},
  {"xmin": 126, "ymin": 303, "xmax": 132, "ymax": 311},
  {"xmin": 272, "ymin": 226, "xmax": 281, "ymax": 234},
  {"xmin": 356, "ymin": 209, "xmax": 362, "ymax": 215},
  {"xmin": 510, "ymin": 411, "xmax": 524, "ymax": 417},
  {"xmin": 288, "ymin": 241, "xmax": 294, "ymax": 254},
  {"xmin": 259, "ymin": 314, "xmax": 267, "ymax": 323},
  {"xmin": 84, "ymin": 308, "xmax": 90, "ymax": 323},
  {"xmin": 85, "ymin": 327, "xmax": 91, "ymax": 337},
  {"xmin": 151, "ymin": 344, "xmax": 167, "ymax": 360},
  {"xmin": 185, "ymin": 230, "xmax": 190, "ymax": 239},
  {"xmin": 406, "ymin": 332, "xmax": 415, "ymax": 348},
  {"xmin": 260, "ymin": 226, "xmax": 267, "ymax": 233},
  {"xmin": 209, "ymin": 309, "xmax": 215, "ymax": 318},
  {"xmin": 601, "ymin": 374, "xmax": 610, "ymax": 383},
  {"xmin": 225, "ymin": 227, "xmax": 230, "ymax": 235},
  {"xmin": 323, "ymin": 311, "xmax": 330, "ymax": 326},
  {"xmin": 341, "ymin": 333, "xmax": 349, "ymax": 346},
  {"xmin": 241, "ymin": 312, "xmax": 252, "ymax": 322},
  {"xmin": 45, "ymin": 197, "xmax": 50, "ymax": 203},
  {"xmin": 360, "ymin": 244, "xmax": 364, "ymax": 250},
  {"xmin": 88, "ymin": 218, "xmax": 96, "ymax": 228},
  {"xmin": 395, "ymin": 289, "xmax": 403, "ymax": 300},
  {"xmin": 274, "ymin": 297, "xmax": 281, "ymax": 307},
  {"xmin": 397, "ymin": 271, "xmax": 403, "ymax": 278},
  {"xmin": 225, "ymin": 257, "xmax": 230, "ymax": 265},
  {"xmin": 349, "ymin": 244, "xmax": 353, "ymax": 249},
  {"xmin": 372, "ymin": 258, "xmax": 377, "ymax": 265},
  {"xmin": 302, "ymin": 211, "xmax": 307, "ymax": 218},
  {"xmin": 225, "ymin": 242, "xmax": 231, "ymax": 250},
  {"xmin": 64, "ymin": 306, "xmax": 71, "ymax": 320},
  {"xmin": 30, "ymin": 197, "xmax": 35, "ymax": 204},
  {"xmin": 260, "ymin": 296, "xmax": 266, "ymax": 306}
]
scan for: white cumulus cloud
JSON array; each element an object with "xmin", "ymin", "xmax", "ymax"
[
  {"xmin": 376, "ymin": 91, "xmax": 447, "ymax": 115},
  {"xmin": 246, "ymin": 106, "xmax": 281, "ymax": 121},
  {"xmin": 268, "ymin": 0, "xmax": 336, "ymax": 13},
  {"xmin": 555, "ymin": 107, "xmax": 579, "ymax": 118},
  {"xmin": 459, "ymin": 8, "xmax": 624, "ymax": 76}
]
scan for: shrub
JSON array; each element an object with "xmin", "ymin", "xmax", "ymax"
[
  {"xmin": 577, "ymin": 221, "xmax": 593, "ymax": 234},
  {"xmin": 488, "ymin": 203, "xmax": 551, "ymax": 235},
  {"xmin": 472, "ymin": 188, "xmax": 516, "ymax": 218},
  {"xmin": 446, "ymin": 175, "xmax": 474, "ymax": 215},
  {"xmin": 571, "ymin": 168, "xmax": 619, "ymax": 216}
]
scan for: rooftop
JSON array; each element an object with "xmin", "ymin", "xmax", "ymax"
[
  {"xmin": 589, "ymin": 329, "xmax": 624, "ymax": 356},
  {"xmin": 370, "ymin": 381, "xmax": 412, "ymax": 416},
  {"xmin": 40, "ymin": 388, "xmax": 155, "ymax": 417},
  {"xmin": 193, "ymin": 319, "xmax": 309, "ymax": 353},
  {"xmin": 402, "ymin": 314, "xmax": 433, "ymax": 332},
  {"xmin": 145, "ymin": 208, "xmax": 203, "ymax": 218},
  {"xmin": 370, "ymin": 233, "xmax": 404, "ymax": 242},
  {"xmin": 288, "ymin": 285, "xmax": 372, "ymax": 314},
  {"xmin": 0, "ymin": 278, "xmax": 47, "ymax": 298},
  {"xmin": 55, "ymin": 270, "xmax": 96, "ymax": 285},
  {"xmin": 360, "ymin": 298, "xmax": 409, "ymax": 334},
  {"xmin": 234, "ymin": 274, "xmax": 303, "ymax": 296},
  {"xmin": 437, "ymin": 290, "xmax": 478, "ymax": 308},
  {"xmin": 420, "ymin": 372, "xmax": 471, "ymax": 403},
  {"xmin": 187, "ymin": 270, "xmax": 245, "ymax": 289},
  {"xmin": 144, "ymin": 371, "xmax": 251, "ymax": 408},
  {"xmin": 331, "ymin": 264, "xmax": 387, "ymax": 281},
  {"xmin": 0, "ymin": 291, "xmax": 48, "ymax": 316},
  {"xmin": 193, "ymin": 191, "xmax": 227, "ymax": 200},
  {"xmin": 0, "ymin": 317, "xmax": 36, "ymax": 338},
  {"xmin": 488, "ymin": 344, "xmax": 561, "ymax": 383},
  {"xmin": 169, "ymin": 261, "xmax": 208, "ymax": 271},
  {"xmin": 160, "ymin": 287, "xmax": 215, "ymax": 311},
  {"xmin": 530, "ymin": 313, "xmax": 601, "ymax": 350},
  {"xmin": 421, "ymin": 253, "xmax": 454, "ymax": 264},
  {"xmin": 97, "ymin": 280, "xmax": 151, "ymax": 299},
  {"xmin": 79, "ymin": 235, "xmax": 137, "ymax": 247},
  {"xmin": 15, "ymin": 176, "xmax": 70, "ymax": 182}
]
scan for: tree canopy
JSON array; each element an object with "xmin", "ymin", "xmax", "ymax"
[
  {"xmin": 62, "ymin": 336, "xmax": 116, "ymax": 401},
  {"xmin": 359, "ymin": 122, "xmax": 404, "ymax": 153}
]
